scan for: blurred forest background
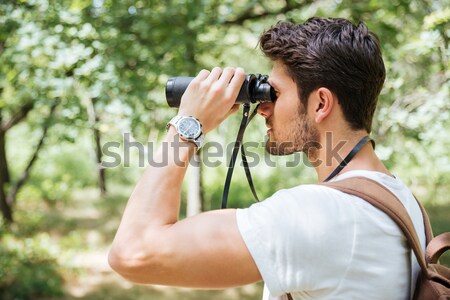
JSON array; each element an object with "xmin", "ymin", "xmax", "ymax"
[{"xmin": 0, "ymin": 0, "xmax": 449, "ymax": 299}]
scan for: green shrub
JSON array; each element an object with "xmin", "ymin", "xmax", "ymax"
[{"xmin": 0, "ymin": 235, "xmax": 65, "ymax": 300}]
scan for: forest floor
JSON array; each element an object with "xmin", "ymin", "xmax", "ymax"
[
  {"xmin": 47, "ymin": 186, "xmax": 263, "ymax": 300},
  {"xmin": 12, "ymin": 183, "xmax": 449, "ymax": 300}
]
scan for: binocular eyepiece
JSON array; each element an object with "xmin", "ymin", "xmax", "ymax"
[{"xmin": 166, "ymin": 74, "xmax": 276, "ymax": 107}]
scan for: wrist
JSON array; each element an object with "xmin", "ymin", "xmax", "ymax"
[
  {"xmin": 166, "ymin": 127, "xmax": 197, "ymax": 148},
  {"xmin": 164, "ymin": 127, "xmax": 197, "ymax": 165},
  {"xmin": 166, "ymin": 115, "xmax": 204, "ymax": 149}
]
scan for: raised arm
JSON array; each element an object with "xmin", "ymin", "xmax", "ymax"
[{"xmin": 108, "ymin": 67, "xmax": 262, "ymax": 288}]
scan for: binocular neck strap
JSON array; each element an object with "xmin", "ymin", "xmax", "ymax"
[
  {"xmin": 221, "ymin": 104, "xmax": 260, "ymax": 209},
  {"xmin": 322, "ymin": 136, "xmax": 374, "ymax": 182},
  {"xmin": 220, "ymin": 105, "xmax": 374, "ymax": 208}
]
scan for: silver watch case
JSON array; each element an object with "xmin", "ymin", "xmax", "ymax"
[{"xmin": 167, "ymin": 115, "xmax": 204, "ymax": 149}]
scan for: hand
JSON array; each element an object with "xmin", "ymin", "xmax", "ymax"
[{"xmin": 177, "ymin": 67, "xmax": 246, "ymax": 135}]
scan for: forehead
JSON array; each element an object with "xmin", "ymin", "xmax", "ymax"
[{"xmin": 268, "ymin": 61, "xmax": 295, "ymax": 88}]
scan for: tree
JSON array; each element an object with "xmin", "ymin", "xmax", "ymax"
[
  {"xmin": 1, "ymin": 0, "xmax": 447, "ymax": 224},
  {"xmin": 335, "ymin": 0, "xmax": 450, "ymax": 202},
  {"xmin": 79, "ymin": 0, "xmax": 315, "ymax": 214},
  {"xmin": 0, "ymin": 1, "xmax": 111, "ymax": 222},
  {"xmin": 0, "ymin": 3, "xmax": 59, "ymax": 223}
]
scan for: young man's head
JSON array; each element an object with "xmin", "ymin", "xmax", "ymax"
[{"xmin": 259, "ymin": 17, "xmax": 386, "ymax": 134}]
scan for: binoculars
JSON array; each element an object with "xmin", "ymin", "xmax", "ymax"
[{"xmin": 166, "ymin": 74, "xmax": 276, "ymax": 107}]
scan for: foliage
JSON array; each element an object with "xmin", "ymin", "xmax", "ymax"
[
  {"xmin": 0, "ymin": 0, "xmax": 448, "ymax": 298},
  {"xmin": 1, "ymin": 0, "xmax": 447, "ymax": 210},
  {"xmin": 0, "ymin": 234, "xmax": 65, "ymax": 300}
]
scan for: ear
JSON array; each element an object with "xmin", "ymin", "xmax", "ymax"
[{"xmin": 312, "ymin": 87, "xmax": 334, "ymax": 124}]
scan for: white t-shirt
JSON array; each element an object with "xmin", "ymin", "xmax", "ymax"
[{"xmin": 236, "ymin": 170, "xmax": 426, "ymax": 300}]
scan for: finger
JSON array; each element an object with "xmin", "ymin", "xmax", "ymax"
[
  {"xmin": 217, "ymin": 67, "xmax": 235, "ymax": 87},
  {"xmin": 203, "ymin": 67, "xmax": 222, "ymax": 86},
  {"xmin": 227, "ymin": 67, "xmax": 246, "ymax": 100},
  {"xmin": 185, "ymin": 69, "xmax": 210, "ymax": 95},
  {"xmin": 195, "ymin": 69, "xmax": 210, "ymax": 81}
]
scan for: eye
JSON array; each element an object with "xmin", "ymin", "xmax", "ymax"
[{"xmin": 275, "ymin": 90, "xmax": 280, "ymax": 99}]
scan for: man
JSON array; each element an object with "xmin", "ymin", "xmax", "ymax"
[{"xmin": 108, "ymin": 17, "xmax": 426, "ymax": 299}]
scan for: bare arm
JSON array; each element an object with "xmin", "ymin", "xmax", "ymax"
[{"xmin": 108, "ymin": 67, "xmax": 262, "ymax": 288}]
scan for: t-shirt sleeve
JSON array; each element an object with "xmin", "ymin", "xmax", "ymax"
[{"xmin": 236, "ymin": 185, "xmax": 356, "ymax": 297}]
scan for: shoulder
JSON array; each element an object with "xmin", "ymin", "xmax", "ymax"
[
  {"xmin": 236, "ymin": 184, "xmax": 358, "ymax": 296},
  {"xmin": 237, "ymin": 182, "xmax": 360, "ymax": 259},
  {"xmin": 332, "ymin": 170, "xmax": 422, "ymax": 219},
  {"xmin": 252, "ymin": 183, "xmax": 360, "ymax": 221},
  {"xmin": 237, "ymin": 182, "xmax": 360, "ymax": 231}
]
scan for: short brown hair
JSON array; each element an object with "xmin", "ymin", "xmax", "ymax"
[{"xmin": 259, "ymin": 17, "xmax": 386, "ymax": 132}]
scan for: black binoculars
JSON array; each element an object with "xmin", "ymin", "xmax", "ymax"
[{"xmin": 165, "ymin": 74, "xmax": 276, "ymax": 107}]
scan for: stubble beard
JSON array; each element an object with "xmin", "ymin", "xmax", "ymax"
[{"xmin": 265, "ymin": 110, "xmax": 320, "ymax": 160}]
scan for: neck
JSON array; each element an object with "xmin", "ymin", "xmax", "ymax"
[{"xmin": 311, "ymin": 131, "xmax": 389, "ymax": 182}]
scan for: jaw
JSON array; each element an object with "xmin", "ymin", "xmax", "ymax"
[
  {"xmin": 265, "ymin": 132, "xmax": 302, "ymax": 156},
  {"xmin": 265, "ymin": 125, "xmax": 320, "ymax": 157}
]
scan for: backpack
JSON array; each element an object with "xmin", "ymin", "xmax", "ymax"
[{"xmin": 286, "ymin": 176, "xmax": 450, "ymax": 300}]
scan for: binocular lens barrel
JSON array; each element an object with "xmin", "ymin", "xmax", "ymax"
[{"xmin": 166, "ymin": 74, "xmax": 275, "ymax": 108}]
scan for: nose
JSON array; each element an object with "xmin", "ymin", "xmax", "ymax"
[{"xmin": 257, "ymin": 102, "xmax": 274, "ymax": 119}]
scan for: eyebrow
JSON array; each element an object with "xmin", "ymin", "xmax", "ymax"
[{"xmin": 268, "ymin": 79, "xmax": 279, "ymax": 90}]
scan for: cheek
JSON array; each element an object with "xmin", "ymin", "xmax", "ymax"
[{"xmin": 274, "ymin": 98, "xmax": 293, "ymax": 117}]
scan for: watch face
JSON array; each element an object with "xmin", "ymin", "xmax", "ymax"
[{"xmin": 178, "ymin": 117, "xmax": 201, "ymax": 139}]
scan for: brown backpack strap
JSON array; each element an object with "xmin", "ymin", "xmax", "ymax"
[
  {"xmin": 414, "ymin": 196, "xmax": 434, "ymax": 245},
  {"xmin": 426, "ymin": 232, "xmax": 450, "ymax": 264},
  {"xmin": 321, "ymin": 176, "xmax": 429, "ymax": 275},
  {"xmin": 413, "ymin": 196, "xmax": 450, "ymax": 265}
]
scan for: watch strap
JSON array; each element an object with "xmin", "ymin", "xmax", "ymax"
[
  {"xmin": 166, "ymin": 115, "xmax": 203, "ymax": 149},
  {"xmin": 166, "ymin": 115, "xmax": 183, "ymax": 130}
]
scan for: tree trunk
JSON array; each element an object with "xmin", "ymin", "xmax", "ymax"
[
  {"xmin": 0, "ymin": 180, "xmax": 13, "ymax": 224},
  {"xmin": 0, "ymin": 115, "xmax": 10, "ymax": 184},
  {"xmin": 0, "ymin": 137, "xmax": 13, "ymax": 223},
  {"xmin": 0, "ymin": 100, "xmax": 58, "ymax": 224},
  {"xmin": 84, "ymin": 95, "xmax": 107, "ymax": 195},
  {"xmin": 0, "ymin": 122, "xmax": 13, "ymax": 223},
  {"xmin": 94, "ymin": 124, "xmax": 107, "ymax": 195}
]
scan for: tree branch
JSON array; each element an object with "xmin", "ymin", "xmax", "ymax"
[
  {"xmin": 222, "ymin": 0, "xmax": 313, "ymax": 25},
  {"xmin": 6, "ymin": 99, "xmax": 59, "ymax": 206},
  {"xmin": 74, "ymin": 80, "xmax": 108, "ymax": 195},
  {"xmin": 1, "ymin": 102, "xmax": 35, "ymax": 131}
]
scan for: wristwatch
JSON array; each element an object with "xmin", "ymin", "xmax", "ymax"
[{"xmin": 166, "ymin": 115, "xmax": 204, "ymax": 149}]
